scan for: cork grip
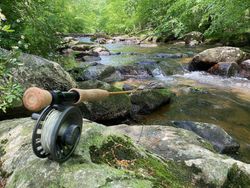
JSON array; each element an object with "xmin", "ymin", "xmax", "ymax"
[
  {"xmin": 69, "ymin": 88, "xmax": 110, "ymax": 104},
  {"xmin": 23, "ymin": 87, "xmax": 52, "ymax": 112}
]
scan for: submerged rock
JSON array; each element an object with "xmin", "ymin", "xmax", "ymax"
[{"xmin": 172, "ymin": 121, "xmax": 240, "ymax": 154}]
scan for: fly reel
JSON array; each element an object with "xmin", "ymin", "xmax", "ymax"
[
  {"xmin": 32, "ymin": 105, "xmax": 82, "ymax": 163},
  {"xmin": 23, "ymin": 87, "xmax": 135, "ymax": 163}
]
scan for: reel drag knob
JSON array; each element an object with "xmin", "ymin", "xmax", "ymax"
[{"xmin": 62, "ymin": 124, "xmax": 81, "ymax": 146}]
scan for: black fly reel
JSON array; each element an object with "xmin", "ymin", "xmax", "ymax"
[{"xmin": 32, "ymin": 105, "xmax": 83, "ymax": 163}]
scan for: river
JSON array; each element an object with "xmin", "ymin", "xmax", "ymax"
[{"xmin": 80, "ymin": 37, "xmax": 250, "ymax": 163}]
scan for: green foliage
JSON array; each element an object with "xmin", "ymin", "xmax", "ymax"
[
  {"xmin": 1, "ymin": 0, "xmax": 249, "ymax": 57},
  {"xmin": 0, "ymin": 50, "xmax": 23, "ymax": 113},
  {"xmin": 0, "ymin": 12, "xmax": 23, "ymax": 113},
  {"xmin": 0, "ymin": 0, "xmax": 96, "ymax": 57},
  {"xmin": 94, "ymin": 0, "xmax": 250, "ymax": 44}
]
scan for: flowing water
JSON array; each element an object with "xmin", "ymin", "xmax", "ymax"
[{"xmin": 94, "ymin": 41, "xmax": 250, "ymax": 163}]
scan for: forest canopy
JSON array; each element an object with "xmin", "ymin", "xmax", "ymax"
[{"xmin": 0, "ymin": 0, "xmax": 249, "ymax": 56}]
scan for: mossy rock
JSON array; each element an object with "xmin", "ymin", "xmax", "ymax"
[
  {"xmin": 222, "ymin": 164, "xmax": 250, "ymax": 188},
  {"xmin": 77, "ymin": 80, "xmax": 131, "ymax": 124},
  {"xmin": 130, "ymin": 89, "xmax": 173, "ymax": 115},
  {"xmin": 87, "ymin": 134, "xmax": 195, "ymax": 188}
]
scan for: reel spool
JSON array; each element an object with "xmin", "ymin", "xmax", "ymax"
[{"xmin": 32, "ymin": 106, "xmax": 82, "ymax": 163}]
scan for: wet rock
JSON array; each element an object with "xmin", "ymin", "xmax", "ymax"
[
  {"xmin": 130, "ymin": 89, "xmax": 172, "ymax": 115},
  {"xmin": 95, "ymin": 38, "xmax": 107, "ymax": 44},
  {"xmin": 189, "ymin": 47, "xmax": 248, "ymax": 71},
  {"xmin": 155, "ymin": 53, "xmax": 186, "ymax": 59},
  {"xmin": 136, "ymin": 61, "xmax": 166, "ymax": 78},
  {"xmin": 74, "ymin": 51, "xmax": 99, "ymax": 58},
  {"xmin": 77, "ymin": 64, "xmax": 116, "ymax": 81},
  {"xmin": 184, "ymin": 31, "xmax": 204, "ymax": 46},
  {"xmin": 112, "ymin": 124, "xmax": 250, "ymax": 187},
  {"xmin": 172, "ymin": 121, "xmax": 240, "ymax": 154},
  {"xmin": 208, "ymin": 62, "xmax": 240, "ymax": 77},
  {"xmin": 82, "ymin": 56, "xmax": 101, "ymax": 62},
  {"xmin": 93, "ymin": 46, "xmax": 110, "ymax": 56},
  {"xmin": 101, "ymin": 71, "xmax": 124, "ymax": 83},
  {"xmin": 119, "ymin": 80, "xmax": 167, "ymax": 91},
  {"xmin": 71, "ymin": 44, "xmax": 92, "ymax": 51},
  {"xmin": 77, "ymin": 81, "xmax": 131, "ymax": 123},
  {"xmin": 239, "ymin": 59, "xmax": 250, "ymax": 79},
  {"xmin": 117, "ymin": 65, "xmax": 152, "ymax": 80},
  {"xmin": 122, "ymin": 84, "xmax": 136, "ymax": 91}
]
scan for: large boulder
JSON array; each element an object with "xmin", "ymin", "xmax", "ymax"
[
  {"xmin": 172, "ymin": 121, "xmax": 240, "ymax": 154},
  {"xmin": 188, "ymin": 47, "xmax": 248, "ymax": 71},
  {"xmin": 0, "ymin": 118, "xmax": 199, "ymax": 188},
  {"xmin": 77, "ymin": 81, "xmax": 131, "ymax": 124},
  {"xmin": 112, "ymin": 124, "xmax": 250, "ymax": 187},
  {"xmin": 0, "ymin": 48, "xmax": 77, "ymax": 91},
  {"xmin": 0, "ymin": 48, "xmax": 77, "ymax": 120}
]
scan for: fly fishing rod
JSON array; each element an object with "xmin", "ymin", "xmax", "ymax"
[{"xmin": 23, "ymin": 87, "xmax": 136, "ymax": 163}]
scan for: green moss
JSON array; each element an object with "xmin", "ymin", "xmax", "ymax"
[
  {"xmin": 222, "ymin": 164, "xmax": 250, "ymax": 188},
  {"xmin": 90, "ymin": 135, "xmax": 139, "ymax": 167},
  {"xmin": 1, "ymin": 139, "xmax": 8, "ymax": 145},
  {"xmin": 131, "ymin": 155, "xmax": 193, "ymax": 188},
  {"xmin": 0, "ymin": 139, "xmax": 7, "ymax": 157},
  {"xmin": 157, "ymin": 88, "xmax": 173, "ymax": 97},
  {"xmin": 89, "ymin": 134, "xmax": 194, "ymax": 188}
]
